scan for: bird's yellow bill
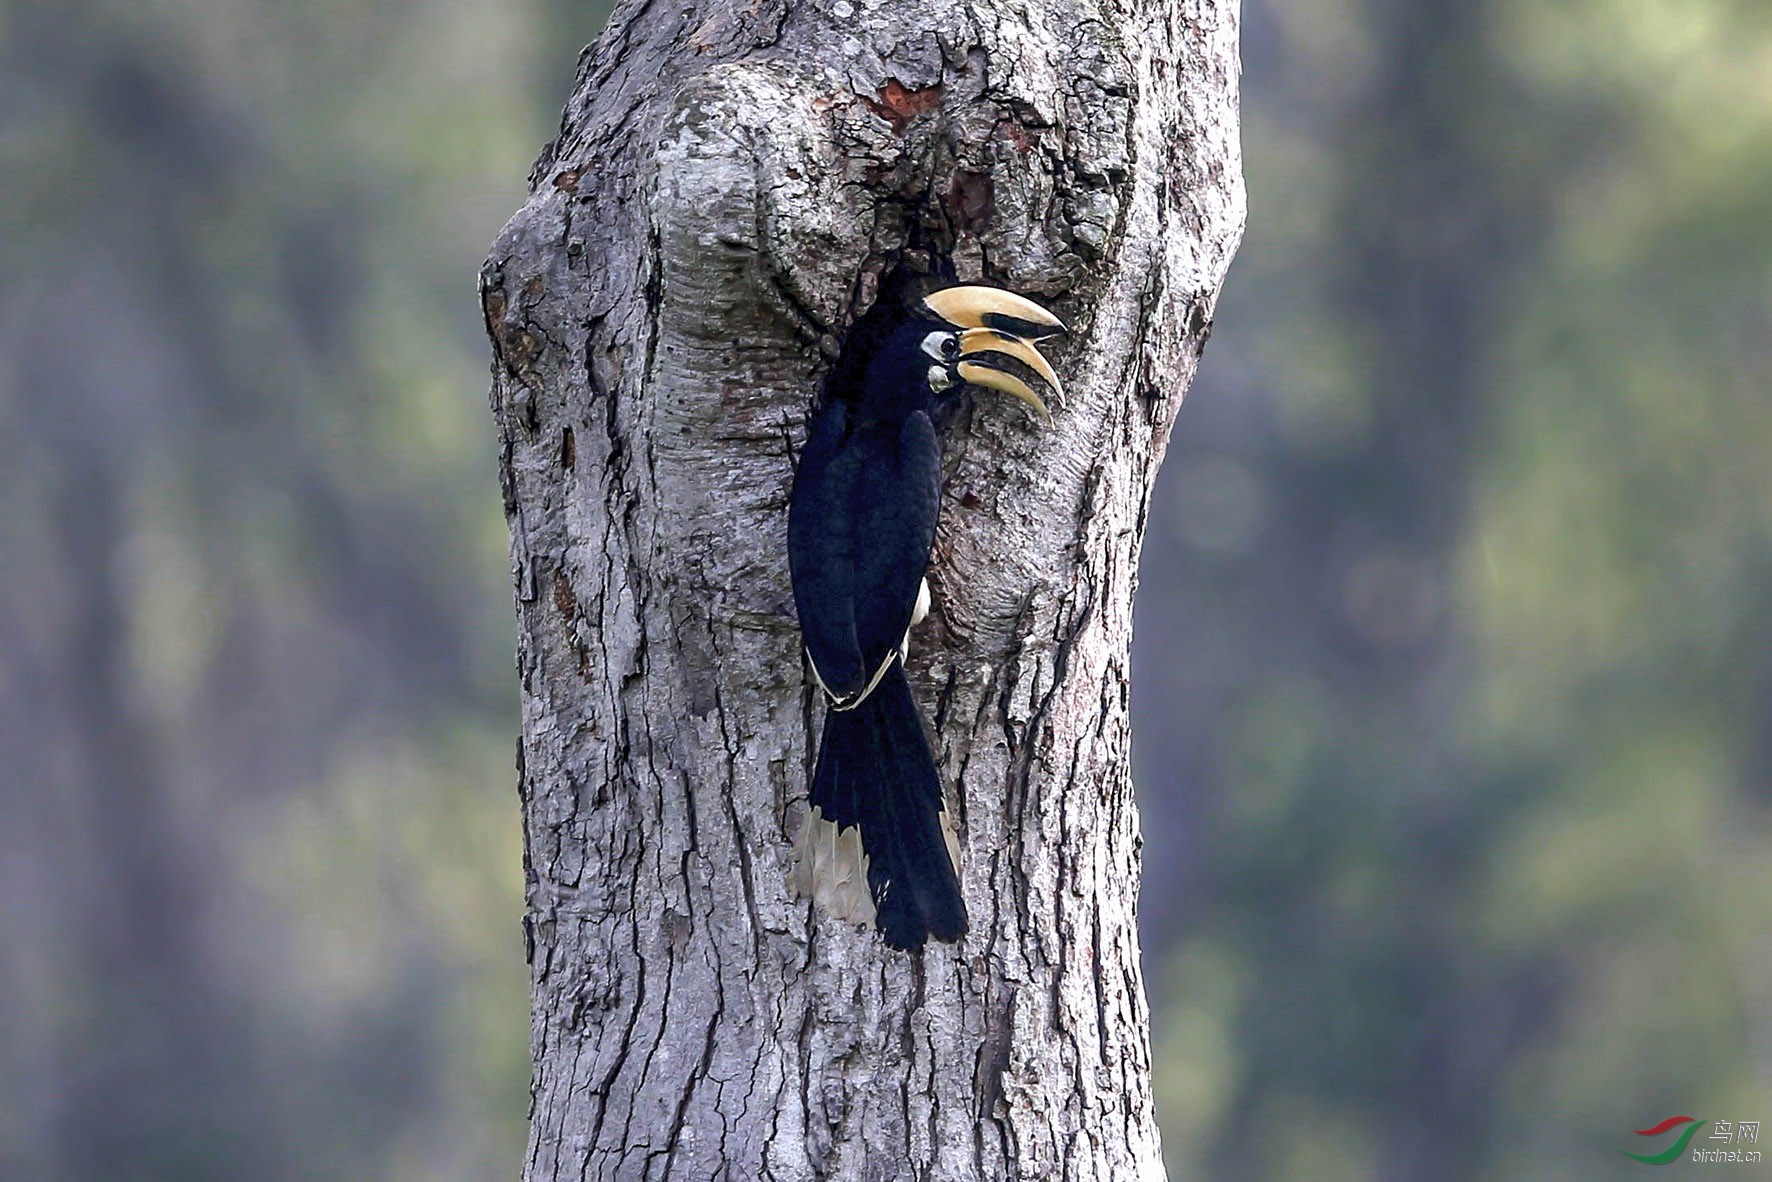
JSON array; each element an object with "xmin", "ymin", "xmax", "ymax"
[
  {"xmin": 923, "ymin": 286, "xmax": 1066, "ymax": 340},
  {"xmin": 957, "ymin": 359, "xmax": 1051, "ymax": 421},
  {"xmin": 960, "ymin": 328, "xmax": 1063, "ymax": 405}
]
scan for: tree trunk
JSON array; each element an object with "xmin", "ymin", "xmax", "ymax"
[{"xmin": 479, "ymin": 0, "xmax": 1243, "ymax": 1172}]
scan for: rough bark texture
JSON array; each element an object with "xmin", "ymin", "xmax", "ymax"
[{"xmin": 480, "ymin": 0, "xmax": 1243, "ymax": 1173}]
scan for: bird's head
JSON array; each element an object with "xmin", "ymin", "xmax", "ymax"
[{"xmin": 856, "ymin": 286, "xmax": 1065, "ymax": 422}]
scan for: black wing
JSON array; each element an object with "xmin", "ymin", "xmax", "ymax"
[
  {"xmin": 787, "ymin": 406, "xmax": 940, "ymax": 703},
  {"xmin": 788, "ymin": 400, "xmax": 864, "ymax": 698},
  {"xmin": 850, "ymin": 411, "xmax": 939, "ymax": 669}
]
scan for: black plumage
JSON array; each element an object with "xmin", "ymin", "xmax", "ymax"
[{"xmin": 787, "ymin": 285, "xmax": 1063, "ymax": 951}]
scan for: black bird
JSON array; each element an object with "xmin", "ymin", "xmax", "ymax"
[{"xmin": 787, "ymin": 285, "xmax": 1066, "ymax": 950}]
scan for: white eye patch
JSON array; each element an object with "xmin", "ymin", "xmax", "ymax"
[{"xmin": 920, "ymin": 331, "xmax": 959, "ymax": 362}]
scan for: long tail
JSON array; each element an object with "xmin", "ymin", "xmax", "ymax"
[{"xmin": 793, "ymin": 662, "xmax": 967, "ymax": 950}]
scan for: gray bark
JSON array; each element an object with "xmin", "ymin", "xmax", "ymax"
[{"xmin": 479, "ymin": 0, "xmax": 1243, "ymax": 1173}]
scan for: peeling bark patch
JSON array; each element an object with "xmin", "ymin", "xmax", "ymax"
[
  {"xmin": 1187, "ymin": 299, "xmax": 1214, "ymax": 352},
  {"xmin": 481, "ymin": 281, "xmax": 543, "ymax": 391},
  {"xmin": 948, "ymin": 170, "xmax": 993, "ymax": 234},
  {"xmin": 479, "ymin": 278, "xmax": 507, "ymax": 337},
  {"xmin": 552, "ymin": 569, "xmax": 579, "ymax": 621},
  {"xmin": 498, "ymin": 325, "xmax": 542, "ymax": 387},
  {"xmin": 553, "ymin": 168, "xmax": 582, "ymax": 192},
  {"xmin": 997, "ymin": 118, "xmax": 1037, "ymax": 154},
  {"xmin": 861, "ymin": 79, "xmax": 944, "ymax": 132}
]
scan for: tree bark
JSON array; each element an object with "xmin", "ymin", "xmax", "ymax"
[{"xmin": 479, "ymin": 0, "xmax": 1243, "ymax": 1173}]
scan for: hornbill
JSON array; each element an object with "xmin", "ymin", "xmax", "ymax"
[{"xmin": 787, "ymin": 285, "xmax": 1065, "ymax": 950}]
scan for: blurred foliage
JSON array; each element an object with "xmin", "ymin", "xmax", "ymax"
[
  {"xmin": 1, "ymin": 0, "xmax": 1766, "ymax": 1178},
  {"xmin": 1140, "ymin": 0, "xmax": 1772, "ymax": 1178},
  {"xmin": 0, "ymin": 1, "xmax": 608, "ymax": 1176}
]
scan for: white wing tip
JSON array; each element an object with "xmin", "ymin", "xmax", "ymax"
[{"xmin": 792, "ymin": 806, "xmax": 877, "ymax": 928}]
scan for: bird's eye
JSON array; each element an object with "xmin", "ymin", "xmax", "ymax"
[{"xmin": 940, "ymin": 336, "xmax": 959, "ymax": 357}]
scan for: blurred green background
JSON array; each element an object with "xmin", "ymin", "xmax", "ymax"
[{"xmin": 2, "ymin": 0, "xmax": 1768, "ymax": 1178}]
